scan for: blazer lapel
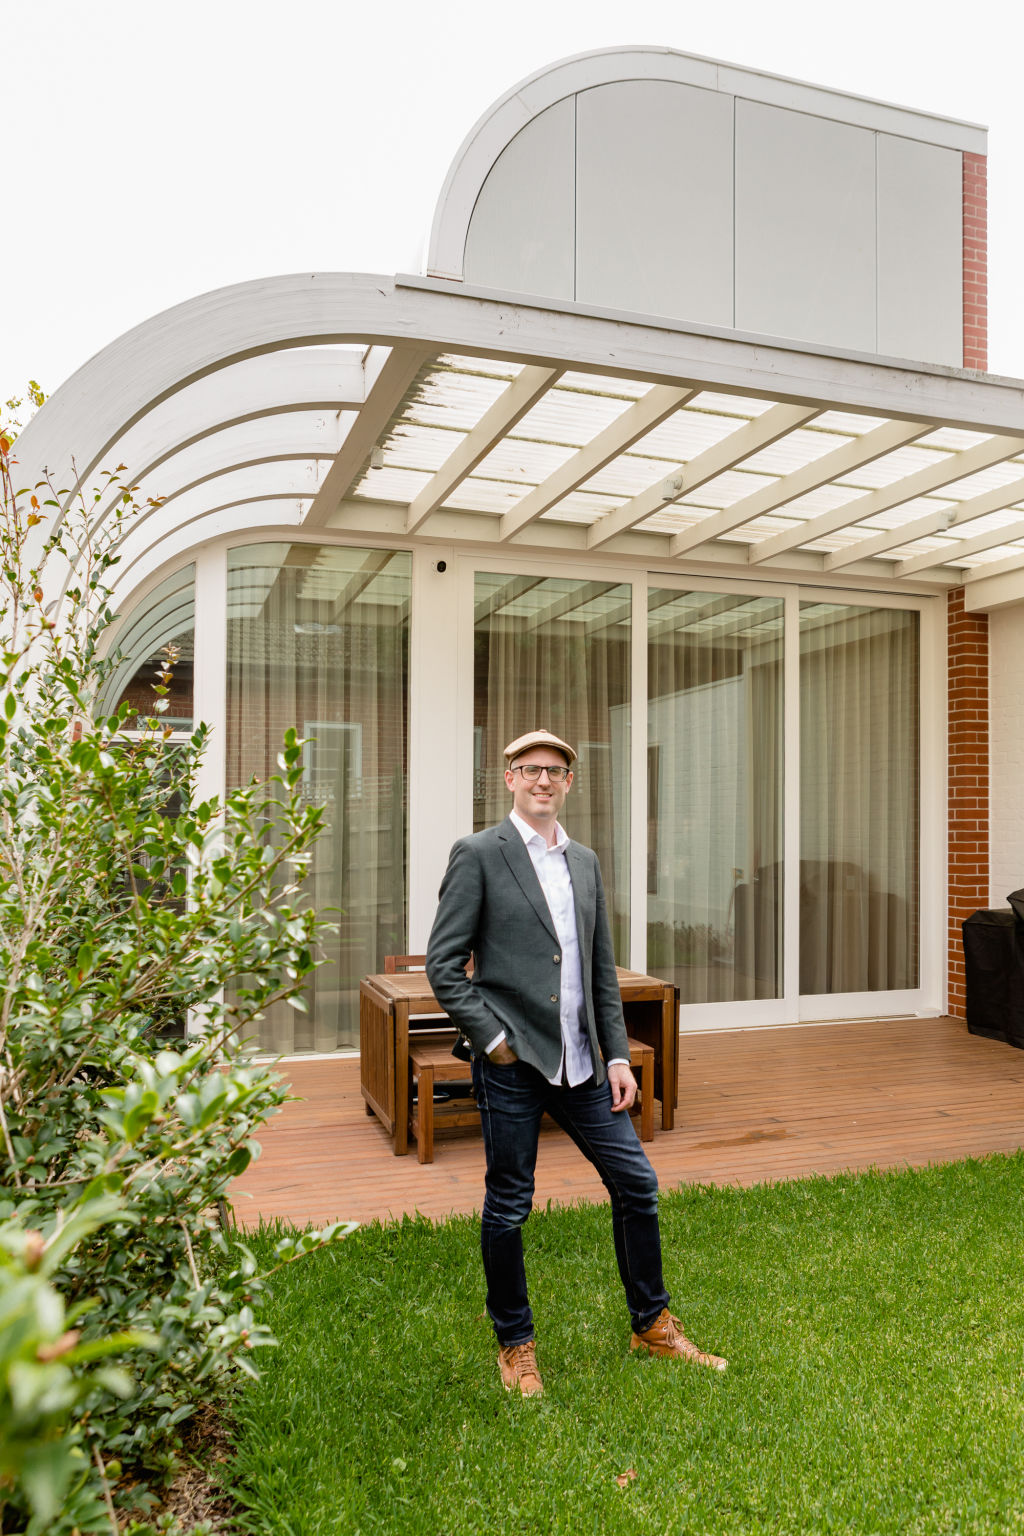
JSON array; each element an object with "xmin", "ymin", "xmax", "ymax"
[
  {"xmin": 497, "ymin": 817, "xmax": 559, "ymax": 943},
  {"xmin": 565, "ymin": 841, "xmax": 595, "ymax": 955}
]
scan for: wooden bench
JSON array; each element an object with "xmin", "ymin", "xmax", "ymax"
[{"xmin": 408, "ymin": 1035, "xmax": 656, "ymax": 1163}]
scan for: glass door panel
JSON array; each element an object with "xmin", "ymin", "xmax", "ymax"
[
  {"xmin": 472, "ymin": 573, "xmax": 631, "ymax": 959},
  {"xmin": 799, "ymin": 602, "xmax": 920, "ymax": 994},
  {"xmin": 227, "ymin": 543, "xmax": 411, "ymax": 1052},
  {"xmin": 647, "ymin": 591, "xmax": 784, "ymax": 1003},
  {"xmin": 105, "ymin": 564, "xmax": 195, "ymax": 729}
]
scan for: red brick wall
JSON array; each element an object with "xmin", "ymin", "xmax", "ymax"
[
  {"xmin": 947, "ymin": 587, "xmax": 989, "ymax": 1017},
  {"xmin": 946, "ymin": 154, "xmax": 989, "ymax": 1018},
  {"xmin": 963, "ymin": 151, "xmax": 987, "ymax": 370}
]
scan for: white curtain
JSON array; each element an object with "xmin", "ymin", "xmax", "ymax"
[
  {"xmin": 647, "ymin": 592, "xmax": 784, "ymax": 1003},
  {"xmin": 799, "ymin": 603, "xmax": 919, "ymax": 994},
  {"xmin": 226, "ymin": 544, "xmax": 410, "ymax": 1052}
]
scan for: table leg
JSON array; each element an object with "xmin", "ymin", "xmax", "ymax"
[
  {"xmin": 661, "ymin": 985, "xmax": 677, "ymax": 1131},
  {"xmin": 393, "ymin": 1000, "xmax": 410, "ymax": 1155}
]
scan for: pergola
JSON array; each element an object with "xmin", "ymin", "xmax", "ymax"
[{"xmin": 16, "ymin": 272, "xmax": 1024, "ymax": 615}]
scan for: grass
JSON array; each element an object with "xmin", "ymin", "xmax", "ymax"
[{"xmin": 223, "ymin": 1153, "xmax": 1024, "ymax": 1535}]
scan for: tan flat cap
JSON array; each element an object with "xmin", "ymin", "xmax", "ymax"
[{"xmin": 503, "ymin": 728, "xmax": 577, "ymax": 765}]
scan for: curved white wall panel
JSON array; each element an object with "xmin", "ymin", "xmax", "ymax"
[
  {"xmin": 575, "ymin": 80, "xmax": 733, "ymax": 326},
  {"xmin": 464, "ymin": 100, "xmax": 575, "ymax": 300}
]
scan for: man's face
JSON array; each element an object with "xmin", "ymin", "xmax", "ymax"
[{"xmin": 505, "ymin": 745, "xmax": 573, "ymax": 828}]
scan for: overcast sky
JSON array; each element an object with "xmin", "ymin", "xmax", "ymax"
[{"xmin": 4, "ymin": 0, "xmax": 1023, "ymax": 414}]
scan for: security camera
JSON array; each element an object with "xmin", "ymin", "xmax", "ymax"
[{"xmin": 433, "ymin": 559, "xmax": 448, "ymax": 573}]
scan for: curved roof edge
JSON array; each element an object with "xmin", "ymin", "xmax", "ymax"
[{"xmin": 425, "ymin": 44, "xmax": 987, "ymax": 282}]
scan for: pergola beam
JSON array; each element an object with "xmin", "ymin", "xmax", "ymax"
[
  {"xmin": 587, "ymin": 402, "xmax": 819, "ymax": 551},
  {"xmin": 896, "ymin": 515, "xmax": 1024, "ymax": 577},
  {"xmin": 824, "ymin": 474, "xmax": 1024, "ymax": 572},
  {"xmin": 406, "ymin": 366, "xmax": 562, "ymax": 533},
  {"xmin": 304, "ymin": 343, "xmax": 436, "ymax": 528},
  {"xmin": 750, "ymin": 433, "xmax": 1024, "ymax": 566},
  {"xmin": 674, "ymin": 418, "xmax": 928, "ymax": 559},
  {"xmin": 499, "ymin": 385, "xmax": 699, "ymax": 543}
]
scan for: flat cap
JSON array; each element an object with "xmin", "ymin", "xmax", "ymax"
[{"xmin": 503, "ymin": 728, "xmax": 577, "ymax": 765}]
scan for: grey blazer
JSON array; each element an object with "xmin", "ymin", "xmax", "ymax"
[{"xmin": 425, "ymin": 816, "xmax": 630, "ymax": 1084}]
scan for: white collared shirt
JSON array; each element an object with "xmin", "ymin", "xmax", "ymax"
[{"xmin": 486, "ymin": 810, "xmax": 626, "ymax": 1085}]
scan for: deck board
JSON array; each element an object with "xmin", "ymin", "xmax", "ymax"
[{"xmin": 230, "ymin": 1016, "xmax": 1024, "ymax": 1229}]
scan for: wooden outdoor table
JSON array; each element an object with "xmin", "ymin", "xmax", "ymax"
[{"xmin": 359, "ymin": 967, "xmax": 679, "ymax": 1155}]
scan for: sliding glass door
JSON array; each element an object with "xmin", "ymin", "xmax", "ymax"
[
  {"xmin": 226, "ymin": 543, "xmax": 411, "ymax": 1053},
  {"xmin": 799, "ymin": 603, "xmax": 920, "ymax": 996},
  {"xmin": 647, "ymin": 591, "xmax": 784, "ymax": 1003},
  {"xmin": 466, "ymin": 561, "xmax": 926, "ymax": 1026}
]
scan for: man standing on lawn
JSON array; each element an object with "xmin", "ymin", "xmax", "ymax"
[{"xmin": 426, "ymin": 728, "xmax": 727, "ymax": 1397}]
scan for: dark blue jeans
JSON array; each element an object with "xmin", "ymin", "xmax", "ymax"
[{"xmin": 471, "ymin": 1054, "xmax": 670, "ymax": 1345}]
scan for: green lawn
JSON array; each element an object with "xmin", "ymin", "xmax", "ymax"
[{"xmin": 224, "ymin": 1154, "xmax": 1024, "ymax": 1535}]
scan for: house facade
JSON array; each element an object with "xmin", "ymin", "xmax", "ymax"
[{"xmin": 18, "ymin": 48, "xmax": 1024, "ymax": 1056}]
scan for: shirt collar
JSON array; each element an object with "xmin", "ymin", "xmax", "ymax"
[{"xmin": 509, "ymin": 808, "xmax": 569, "ymax": 851}]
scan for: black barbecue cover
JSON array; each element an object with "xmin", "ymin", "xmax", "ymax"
[{"xmin": 962, "ymin": 909, "xmax": 1024, "ymax": 1047}]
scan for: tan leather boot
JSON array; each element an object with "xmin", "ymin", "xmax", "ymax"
[
  {"xmin": 630, "ymin": 1308, "xmax": 727, "ymax": 1371},
  {"xmin": 498, "ymin": 1339, "xmax": 544, "ymax": 1397}
]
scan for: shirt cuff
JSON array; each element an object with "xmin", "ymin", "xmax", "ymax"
[
  {"xmin": 484, "ymin": 1030, "xmax": 506, "ymax": 1055},
  {"xmin": 606, "ymin": 1057, "xmax": 629, "ymax": 1067}
]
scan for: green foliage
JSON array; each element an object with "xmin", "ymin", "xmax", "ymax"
[{"xmin": 0, "ymin": 437, "xmax": 355, "ymax": 1531}]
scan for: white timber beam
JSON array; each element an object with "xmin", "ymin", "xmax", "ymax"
[
  {"xmin": 102, "ymin": 351, "xmax": 365, "ymax": 490},
  {"xmin": 672, "ymin": 418, "xmax": 928, "ymax": 559},
  {"xmin": 586, "ymin": 402, "xmax": 818, "ymax": 551},
  {"xmin": 126, "ymin": 414, "xmax": 350, "ymax": 512},
  {"xmin": 749, "ymin": 432, "xmax": 1024, "ymax": 566},
  {"xmin": 895, "ymin": 515, "xmax": 1024, "ymax": 577},
  {"xmin": 964, "ymin": 549, "xmax": 1024, "ymax": 590},
  {"xmin": 499, "ymin": 385, "xmax": 698, "ymax": 543},
  {"xmin": 303, "ymin": 343, "xmax": 436, "ymax": 528},
  {"xmin": 406, "ymin": 366, "xmax": 562, "ymax": 534},
  {"xmin": 18, "ymin": 273, "xmax": 1024, "ymax": 540},
  {"xmin": 823, "ymin": 473, "xmax": 1024, "ymax": 572},
  {"xmin": 111, "ymin": 500, "xmax": 311, "ymax": 602}
]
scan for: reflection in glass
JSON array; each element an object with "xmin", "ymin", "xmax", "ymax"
[
  {"xmin": 104, "ymin": 565, "xmax": 195, "ymax": 728},
  {"xmin": 473, "ymin": 574, "xmax": 630, "ymax": 958},
  {"xmin": 647, "ymin": 591, "xmax": 783, "ymax": 1002},
  {"xmin": 227, "ymin": 544, "xmax": 410, "ymax": 1052},
  {"xmin": 800, "ymin": 603, "xmax": 919, "ymax": 993}
]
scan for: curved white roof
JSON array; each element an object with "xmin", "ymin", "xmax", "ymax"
[{"xmin": 14, "ymin": 270, "xmax": 1024, "ymax": 613}]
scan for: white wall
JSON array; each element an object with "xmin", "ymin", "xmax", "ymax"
[
  {"xmin": 989, "ymin": 602, "xmax": 1024, "ymax": 906},
  {"xmin": 460, "ymin": 71, "xmax": 967, "ymax": 367}
]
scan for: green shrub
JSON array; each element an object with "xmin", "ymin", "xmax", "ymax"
[{"xmin": 0, "ymin": 426, "xmax": 353, "ymax": 1531}]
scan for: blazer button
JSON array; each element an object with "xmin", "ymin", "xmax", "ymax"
[
  {"xmin": 550, "ymin": 995, "xmax": 558, "ymax": 1003},
  {"xmin": 553, "ymin": 954, "xmax": 560, "ymax": 963}
]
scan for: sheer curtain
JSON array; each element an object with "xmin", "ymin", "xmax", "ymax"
[
  {"xmin": 799, "ymin": 603, "xmax": 919, "ymax": 994},
  {"xmin": 647, "ymin": 592, "xmax": 784, "ymax": 1002},
  {"xmin": 473, "ymin": 574, "xmax": 630, "ymax": 957},
  {"xmin": 227, "ymin": 544, "xmax": 410, "ymax": 1052}
]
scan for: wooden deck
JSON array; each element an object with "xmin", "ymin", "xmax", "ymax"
[{"xmin": 230, "ymin": 1016, "xmax": 1024, "ymax": 1229}]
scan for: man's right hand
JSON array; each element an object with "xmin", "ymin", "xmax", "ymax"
[{"xmin": 488, "ymin": 1040, "xmax": 518, "ymax": 1065}]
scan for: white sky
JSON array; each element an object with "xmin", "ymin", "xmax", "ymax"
[{"xmin": 4, "ymin": 0, "xmax": 1023, "ymax": 414}]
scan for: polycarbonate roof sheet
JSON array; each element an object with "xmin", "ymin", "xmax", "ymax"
[
  {"xmin": 344, "ymin": 348, "xmax": 1024, "ymax": 580},
  {"xmin": 738, "ymin": 427, "xmax": 855, "ymax": 476},
  {"xmin": 639, "ymin": 410, "xmax": 747, "ymax": 460}
]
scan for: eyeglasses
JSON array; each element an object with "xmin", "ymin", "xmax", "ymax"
[{"xmin": 510, "ymin": 763, "xmax": 571, "ymax": 782}]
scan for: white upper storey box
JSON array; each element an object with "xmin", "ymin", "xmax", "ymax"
[{"xmin": 430, "ymin": 47, "xmax": 983, "ymax": 368}]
